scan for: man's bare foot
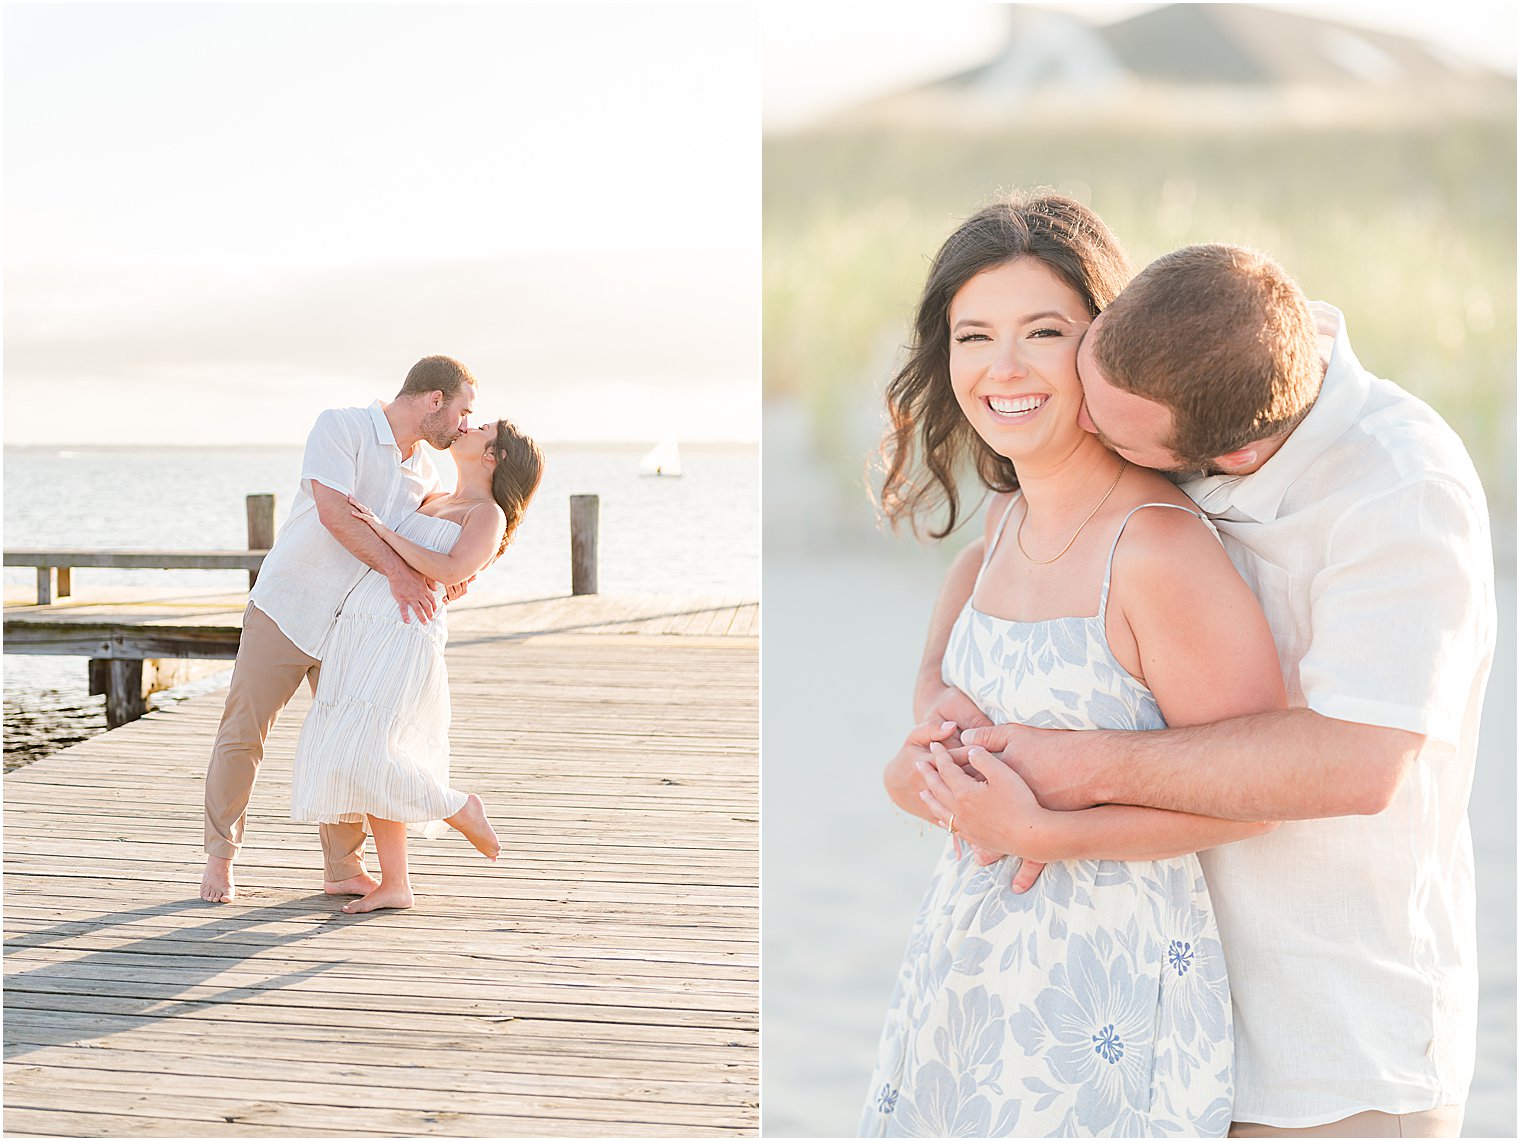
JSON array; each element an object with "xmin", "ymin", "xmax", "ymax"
[
  {"xmin": 200, "ymin": 856, "xmax": 236, "ymax": 903},
  {"xmin": 445, "ymin": 793, "xmax": 501, "ymax": 861},
  {"xmin": 323, "ymin": 871, "xmax": 381, "ymax": 896},
  {"xmin": 341, "ymin": 883, "xmax": 414, "ymax": 914}
]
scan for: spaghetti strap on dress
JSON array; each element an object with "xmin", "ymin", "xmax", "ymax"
[{"xmin": 860, "ymin": 499, "xmax": 1234, "ymax": 1138}]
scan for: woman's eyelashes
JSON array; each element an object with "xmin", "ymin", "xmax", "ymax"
[{"xmin": 953, "ymin": 326, "xmax": 1065, "ymax": 345}]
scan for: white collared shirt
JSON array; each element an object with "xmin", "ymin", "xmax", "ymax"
[
  {"xmin": 250, "ymin": 402, "xmax": 439, "ymax": 658},
  {"xmin": 1183, "ymin": 303, "xmax": 1495, "ymax": 1126}
]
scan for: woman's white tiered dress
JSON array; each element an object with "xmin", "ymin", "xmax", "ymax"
[
  {"xmin": 290, "ymin": 511, "xmax": 468, "ymax": 834},
  {"xmin": 860, "ymin": 501, "xmax": 1235, "ymax": 1138}
]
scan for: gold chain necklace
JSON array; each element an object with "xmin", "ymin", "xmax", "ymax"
[{"xmin": 1015, "ymin": 460, "xmax": 1129, "ymax": 565}]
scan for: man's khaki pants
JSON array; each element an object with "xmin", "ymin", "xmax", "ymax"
[
  {"xmin": 1230, "ymin": 1104, "xmax": 1464, "ymax": 1138},
  {"xmin": 204, "ymin": 603, "xmax": 367, "ymax": 881}
]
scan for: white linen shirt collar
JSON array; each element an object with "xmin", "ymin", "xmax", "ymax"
[
  {"xmin": 366, "ymin": 400, "xmax": 404, "ymax": 456},
  {"xmin": 1184, "ymin": 303, "xmax": 1368, "ymax": 524}
]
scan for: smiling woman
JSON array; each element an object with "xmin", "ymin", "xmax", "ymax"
[
  {"xmin": 946, "ymin": 260, "xmax": 1097, "ymax": 467},
  {"xmin": 861, "ymin": 193, "xmax": 1286, "ymax": 1138},
  {"xmin": 876, "ymin": 196, "xmax": 1130, "ymax": 540}
]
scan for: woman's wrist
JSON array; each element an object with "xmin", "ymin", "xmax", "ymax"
[{"xmin": 1007, "ymin": 804, "xmax": 1074, "ymax": 863}]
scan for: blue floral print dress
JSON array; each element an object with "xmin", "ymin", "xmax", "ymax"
[{"xmin": 860, "ymin": 501, "xmax": 1234, "ymax": 1138}]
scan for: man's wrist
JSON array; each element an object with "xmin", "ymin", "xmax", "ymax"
[
  {"xmin": 914, "ymin": 674, "xmax": 952, "ymax": 721},
  {"xmin": 1076, "ymin": 730, "xmax": 1120, "ymax": 805},
  {"xmin": 383, "ymin": 557, "xmax": 416, "ymax": 583}
]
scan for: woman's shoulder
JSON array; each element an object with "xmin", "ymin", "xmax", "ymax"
[
  {"xmin": 422, "ymin": 497, "xmax": 505, "ymax": 526},
  {"xmin": 1106, "ymin": 478, "xmax": 1221, "ymax": 572},
  {"xmin": 1118, "ymin": 466, "xmax": 1198, "ymax": 510},
  {"xmin": 463, "ymin": 499, "xmax": 508, "ymax": 533}
]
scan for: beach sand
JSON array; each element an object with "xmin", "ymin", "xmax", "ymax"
[{"xmin": 761, "ymin": 538, "xmax": 1516, "ymax": 1138}]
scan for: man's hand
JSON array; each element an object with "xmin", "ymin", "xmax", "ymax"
[
  {"xmin": 884, "ymin": 718, "xmax": 962, "ymax": 824},
  {"xmin": 444, "ymin": 574, "xmax": 476, "ymax": 605},
  {"xmin": 919, "ymin": 684, "xmax": 994, "ymax": 736},
  {"xmin": 919, "ymin": 742, "xmax": 1050, "ymax": 894},
  {"xmin": 960, "ymin": 722, "xmax": 1097, "ymax": 811},
  {"xmin": 388, "ymin": 564, "xmax": 440, "ymax": 624}
]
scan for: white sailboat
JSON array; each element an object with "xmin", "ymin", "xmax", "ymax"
[{"xmin": 638, "ymin": 438, "xmax": 682, "ymax": 478}]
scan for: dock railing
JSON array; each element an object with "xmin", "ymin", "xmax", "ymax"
[
  {"xmin": 5, "ymin": 493, "xmax": 605, "ymax": 726},
  {"xmin": 6, "ymin": 493, "xmax": 276, "ymax": 604}
]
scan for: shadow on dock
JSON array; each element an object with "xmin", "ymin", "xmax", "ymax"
[{"xmin": 6, "ymin": 897, "xmax": 347, "ymax": 1059}]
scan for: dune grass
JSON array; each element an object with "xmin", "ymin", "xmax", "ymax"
[{"xmin": 764, "ymin": 116, "xmax": 1516, "ymax": 513}]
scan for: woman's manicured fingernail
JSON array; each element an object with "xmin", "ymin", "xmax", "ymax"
[{"xmin": 940, "ymin": 721, "xmax": 956, "ymax": 732}]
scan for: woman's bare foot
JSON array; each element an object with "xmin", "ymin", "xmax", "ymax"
[
  {"xmin": 341, "ymin": 883, "xmax": 414, "ymax": 914},
  {"xmin": 323, "ymin": 871, "xmax": 382, "ymax": 897},
  {"xmin": 200, "ymin": 856, "xmax": 236, "ymax": 903},
  {"xmin": 445, "ymin": 793, "xmax": 500, "ymax": 861}
]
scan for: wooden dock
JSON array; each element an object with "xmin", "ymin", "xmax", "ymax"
[{"xmin": 4, "ymin": 591, "xmax": 759, "ymax": 1137}]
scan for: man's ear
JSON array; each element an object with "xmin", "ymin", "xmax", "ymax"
[
  {"xmin": 1211, "ymin": 446, "xmax": 1259, "ymax": 474},
  {"xmin": 429, "ymin": 389, "xmax": 445, "ymax": 410}
]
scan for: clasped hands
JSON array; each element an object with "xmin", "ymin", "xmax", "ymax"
[{"xmin": 896, "ymin": 695, "xmax": 1061, "ymax": 894}]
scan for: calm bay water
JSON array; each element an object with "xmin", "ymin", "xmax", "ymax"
[{"xmin": 3, "ymin": 442, "xmax": 757, "ymax": 767}]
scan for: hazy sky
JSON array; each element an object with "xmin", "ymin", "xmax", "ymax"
[
  {"xmin": 762, "ymin": 2, "xmax": 1518, "ymax": 128},
  {"xmin": 7, "ymin": 3, "xmax": 1512, "ymax": 447},
  {"xmin": 5, "ymin": 4, "xmax": 761, "ymax": 445}
]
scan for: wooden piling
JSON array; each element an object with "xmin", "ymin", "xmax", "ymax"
[
  {"xmin": 245, "ymin": 494, "xmax": 275, "ymax": 589},
  {"xmin": 101, "ymin": 659, "xmax": 145, "ymax": 728},
  {"xmin": 89, "ymin": 659, "xmax": 150, "ymax": 727},
  {"xmin": 571, "ymin": 494, "xmax": 599, "ymax": 596}
]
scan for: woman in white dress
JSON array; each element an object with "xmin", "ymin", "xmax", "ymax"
[
  {"xmin": 289, "ymin": 418, "xmax": 544, "ymax": 915},
  {"xmin": 860, "ymin": 195, "xmax": 1287, "ymax": 1136}
]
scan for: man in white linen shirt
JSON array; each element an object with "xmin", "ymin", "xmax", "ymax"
[
  {"xmin": 199, "ymin": 355, "xmax": 479, "ymax": 905},
  {"xmin": 911, "ymin": 245, "xmax": 1494, "ymax": 1137}
]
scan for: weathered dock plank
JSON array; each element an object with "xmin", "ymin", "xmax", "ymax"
[
  {"xmin": 4, "ymin": 587, "xmax": 761, "ymax": 648},
  {"xmin": 4, "ymin": 595, "xmax": 759, "ymax": 1136}
]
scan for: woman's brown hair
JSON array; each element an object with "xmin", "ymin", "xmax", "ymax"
[
  {"xmin": 487, "ymin": 418, "xmax": 545, "ymax": 560},
  {"xmin": 876, "ymin": 193, "xmax": 1132, "ymax": 538}
]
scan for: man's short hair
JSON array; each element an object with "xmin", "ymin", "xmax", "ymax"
[
  {"xmin": 398, "ymin": 355, "xmax": 477, "ymax": 400},
  {"xmin": 1092, "ymin": 244, "xmax": 1321, "ymax": 466}
]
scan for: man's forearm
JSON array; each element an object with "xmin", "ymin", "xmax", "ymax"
[
  {"xmin": 1071, "ymin": 708, "xmax": 1422, "ymax": 821},
  {"xmin": 913, "ymin": 540, "xmax": 984, "ymax": 720},
  {"xmin": 322, "ymin": 511, "xmax": 414, "ymax": 580}
]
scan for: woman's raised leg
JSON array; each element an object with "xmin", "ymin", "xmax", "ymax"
[
  {"xmin": 341, "ymin": 818, "xmax": 415, "ymax": 913},
  {"xmin": 445, "ymin": 793, "xmax": 501, "ymax": 861}
]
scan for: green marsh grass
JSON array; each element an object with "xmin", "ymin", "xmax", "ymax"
[{"xmin": 764, "ymin": 117, "xmax": 1516, "ymax": 516}]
